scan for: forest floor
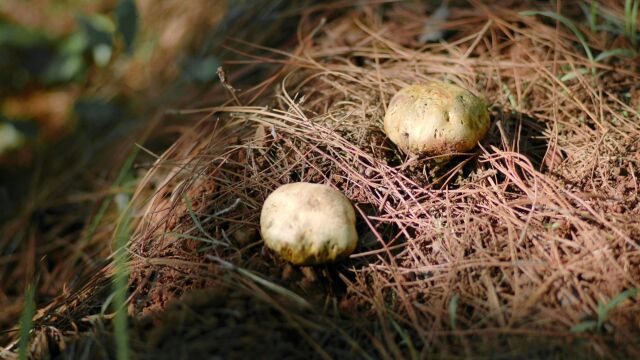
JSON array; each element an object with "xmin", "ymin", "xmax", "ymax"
[{"xmin": 2, "ymin": 1, "xmax": 640, "ymax": 359}]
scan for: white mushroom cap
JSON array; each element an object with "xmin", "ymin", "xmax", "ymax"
[
  {"xmin": 260, "ymin": 182, "xmax": 358, "ymax": 265},
  {"xmin": 383, "ymin": 82, "xmax": 490, "ymax": 156}
]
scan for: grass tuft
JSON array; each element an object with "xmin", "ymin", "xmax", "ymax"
[{"xmin": 521, "ymin": 10, "xmax": 596, "ymax": 73}]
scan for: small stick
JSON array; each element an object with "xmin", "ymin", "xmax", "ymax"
[{"xmin": 217, "ymin": 66, "xmax": 242, "ymax": 105}]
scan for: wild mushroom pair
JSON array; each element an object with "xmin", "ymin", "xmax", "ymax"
[{"xmin": 261, "ymin": 82, "xmax": 490, "ymax": 265}]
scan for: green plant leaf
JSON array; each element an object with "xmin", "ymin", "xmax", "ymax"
[
  {"xmin": 543, "ymin": 222, "xmax": 561, "ymax": 229},
  {"xmin": 3, "ymin": 117, "xmax": 38, "ymax": 138},
  {"xmin": 93, "ymin": 43, "xmax": 112, "ymax": 67},
  {"xmin": 0, "ymin": 23, "xmax": 45, "ymax": 47},
  {"xmin": 0, "ymin": 122, "xmax": 26, "ymax": 155},
  {"xmin": 570, "ymin": 320, "xmax": 597, "ymax": 334},
  {"xmin": 116, "ymin": 0, "xmax": 139, "ymax": 54},
  {"xmin": 560, "ymin": 67, "xmax": 589, "ymax": 82},
  {"xmin": 59, "ymin": 31, "xmax": 89, "ymax": 55},
  {"xmin": 77, "ymin": 15, "xmax": 113, "ymax": 47},
  {"xmin": 595, "ymin": 48, "xmax": 636, "ymax": 61},
  {"xmin": 560, "ymin": 49, "xmax": 635, "ymax": 83},
  {"xmin": 597, "ymin": 288, "xmax": 638, "ymax": 329},
  {"xmin": 184, "ymin": 56, "xmax": 220, "ymax": 83},
  {"xmin": 42, "ymin": 54, "xmax": 85, "ymax": 83}
]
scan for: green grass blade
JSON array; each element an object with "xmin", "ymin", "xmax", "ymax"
[
  {"xmin": 112, "ymin": 200, "xmax": 134, "ymax": 360},
  {"xmin": 18, "ymin": 284, "xmax": 36, "ymax": 360},
  {"xmin": 521, "ymin": 10, "xmax": 595, "ymax": 73},
  {"xmin": 560, "ymin": 67, "xmax": 589, "ymax": 82},
  {"xmin": 81, "ymin": 147, "xmax": 139, "ymax": 257},
  {"xmin": 206, "ymin": 255, "xmax": 310, "ymax": 308},
  {"xmin": 589, "ymin": 1, "xmax": 598, "ymax": 33},
  {"xmin": 501, "ymin": 83, "xmax": 518, "ymax": 110},
  {"xmin": 570, "ymin": 320, "xmax": 597, "ymax": 334},
  {"xmin": 448, "ymin": 294, "xmax": 459, "ymax": 330},
  {"xmin": 164, "ymin": 232, "xmax": 228, "ymax": 247},
  {"xmin": 596, "ymin": 288, "xmax": 638, "ymax": 329},
  {"xmin": 625, "ymin": 0, "xmax": 633, "ymax": 37},
  {"xmin": 632, "ymin": 0, "xmax": 639, "ymax": 46},
  {"xmin": 182, "ymin": 193, "xmax": 222, "ymax": 244},
  {"xmin": 389, "ymin": 316, "xmax": 418, "ymax": 360},
  {"xmin": 594, "ymin": 48, "xmax": 636, "ymax": 61}
]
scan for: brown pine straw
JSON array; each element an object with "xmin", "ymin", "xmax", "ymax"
[{"xmin": 5, "ymin": 0, "xmax": 640, "ymax": 358}]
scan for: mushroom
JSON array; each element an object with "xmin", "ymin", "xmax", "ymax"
[
  {"xmin": 260, "ymin": 182, "xmax": 358, "ymax": 265},
  {"xmin": 383, "ymin": 82, "xmax": 490, "ymax": 156}
]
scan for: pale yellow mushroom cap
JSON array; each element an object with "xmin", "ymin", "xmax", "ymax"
[
  {"xmin": 383, "ymin": 82, "xmax": 490, "ymax": 155},
  {"xmin": 260, "ymin": 182, "xmax": 358, "ymax": 265}
]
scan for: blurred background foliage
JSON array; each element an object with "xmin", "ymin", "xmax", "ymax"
[
  {"xmin": 0, "ymin": 0, "xmax": 298, "ymax": 169},
  {"xmin": 0, "ymin": 0, "xmax": 234, "ymax": 219},
  {"xmin": 0, "ymin": 0, "xmax": 136, "ymax": 156},
  {"xmin": 0, "ymin": 0, "xmax": 303, "ymax": 335}
]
